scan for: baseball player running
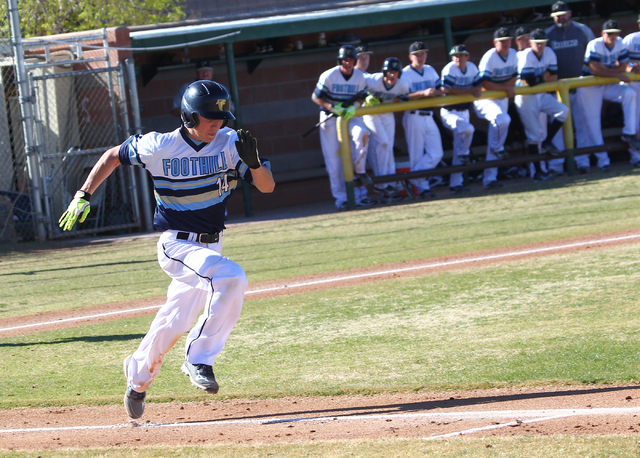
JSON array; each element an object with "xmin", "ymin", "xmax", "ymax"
[
  {"xmin": 440, "ymin": 44, "xmax": 482, "ymax": 194},
  {"xmin": 515, "ymin": 29, "xmax": 568, "ymax": 181},
  {"xmin": 58, "ymin": 81, "xmax": 275, "ymax": 419},
  {"xmin": 400, "ymin": 41, "xmax": 444, "ymax": 198},
  {"xmin": 312, "ymin": 45, "xmax": 376, "ymax": 210},
  {"xmin": 622, "ymin": 15, "xmax": 640, "ymax": 167},
  {"xmin": 474, "ymin": 27, "xmax": 518, "ymax": 189},
  {"xmin": 579, "ymin": 19, "xmax": 640, "ymax": 173},
  {"xmin": 361, "ymin": 57, "xmax": 410, "ymax": 202}
]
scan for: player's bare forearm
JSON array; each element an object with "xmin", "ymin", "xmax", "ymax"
[
  {"xmin": 80, "ymin": 146, "xmax": 121, "ymax": 194},
  {"xmin": 251, "ymin": 165, "xmax": 275, "ymax": 193},
  {"xmin": 312, "ymin": 96, "xmax": 332, "ymax": 112},
  {"xmin": 590, "ymin": 62, "xmax": 627, "ymax": 78},
  {"xmin": 544, "ymin": 72, "xmax": 557, "ymax": 82},
  {"xmin": 483, "ymin": 78, "xmax": 516, "ymax": 97}
]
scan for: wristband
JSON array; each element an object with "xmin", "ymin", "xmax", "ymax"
[{"xmin": 74, "ymin": 190, "xmax": 92, "ymax": 201}]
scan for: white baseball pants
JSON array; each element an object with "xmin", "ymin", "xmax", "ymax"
[
  {"xmin": 126, "ymin": 230, "xmax": 247, "ymax": 393},
  {"xmin": 319, "ymin": 111, "xmax": 370, "ymax": 207},
  {"xmin": 402, "ymin": 111, "xmax": 444, "ymax": 193},
  {"xmin": 515, "ymin": 93, "xmax": 569, "ymax": 143},
  {"xmin": 440, "ymin": 107, "xmax": 474, "ymax": 188},
  {"xmin": 363, "ymin": 113, "xmax": 397, "ymax": 189},
  {"xmin": 473, "ymin": 98, "xmax": 510, "ymax": 186},
  {"xmin": 576, "ymin": 83, "xmax": 637, "ymax": 169},
  {"xmin": 625, "ymin": 81, "xmax": 640, "ymax": 164}
]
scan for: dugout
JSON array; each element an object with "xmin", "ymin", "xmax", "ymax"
[{"xmin": 128, "ymin": 0, "xmax": 639, "ymax": 215}]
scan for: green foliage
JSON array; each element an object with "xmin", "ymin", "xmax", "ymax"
[{"xmin": 0, "ymin": 0, "xmax": 185, "ymax": 37}]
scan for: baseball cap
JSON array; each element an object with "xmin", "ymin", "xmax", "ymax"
[
  {"xmin": 602, "ymin": 19, "xmax": 621, "ymax": 33},
  {"xmin": 409, "ymin": 41, "xmax": 428, "ymax": 54},
  {"xmin": 530, "ymin": 29, "xmax": 548, "ymax": 43},
  {"xmin": 449, "ymin": 44, "xmax": 469, "ymax": 56},
  {"xmin": 355, "ymin": 45, "xmax": 373, "ymax": 56},
  {"xmin": 493, "ymin": 27, "xmax": 513, "ymax": 41},
  {"xmin": 550, "ymin": 1, "xmax": 570, "ymax": 17},
  {"xmin": 515, "ymin": 26, "xmax": 531, "ymax": 40},
  {"xmin": 196, "ymin": 59, "xmax": 213, "ymax": 71}
]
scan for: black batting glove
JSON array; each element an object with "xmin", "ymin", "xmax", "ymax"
[{"xmin": 235, "ymin": 129, "xmax": 261, "ymax": 169}]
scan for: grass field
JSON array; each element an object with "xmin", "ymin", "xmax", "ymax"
[
  {"xmin": 1, "ymin": 436, "xmax": 640, "ymax": 457},
  {"xmin": 1, "ymin": 170, "xmax": 640, "ymax": 456}
]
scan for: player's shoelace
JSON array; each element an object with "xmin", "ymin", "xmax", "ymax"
[{"xmin": 195, "ymin": 364, "xmax": 215, "ymax": 379}]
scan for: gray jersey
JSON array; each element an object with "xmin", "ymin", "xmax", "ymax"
[{"xmin": 545, "ymin": 21, "xmax": 595, "ymax": 79}]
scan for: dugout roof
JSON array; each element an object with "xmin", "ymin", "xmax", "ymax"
[{"xmin": 129, "ymin": 0, "xmax": 556, "ymax": 50}]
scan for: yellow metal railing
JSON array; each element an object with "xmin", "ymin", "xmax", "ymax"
[{"xmin": 337, "ymin": 73, "xmax": 640, "ymax": 208}]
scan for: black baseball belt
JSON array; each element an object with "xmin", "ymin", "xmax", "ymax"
[
  {"xmin": 409, "ymin": 110, "xmax": 433, "ymax": 116},
  {"xmin": 176, "ymin": 231, "xmax": 220, "ymax": 244}
]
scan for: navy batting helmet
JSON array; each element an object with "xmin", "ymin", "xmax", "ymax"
[
  {"xmin": 181, "ymin": 80, "xmax": 235, "ymax": 129},
  {"xmin": 337, "ymin": 45, "xmax": 358, "ymax": 65},
  {"xmin": 382, "ymin": 57, "xmax": 403, "ymax": 77}
]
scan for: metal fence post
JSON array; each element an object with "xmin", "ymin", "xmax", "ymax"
[
  {"xmin": 8, "ymin": 0, "xmax": 46, "ymax": 240},
  {"xmin": 224, "ymin": 41, "xmax": 254, "ymax": 217},
  {"xmin": 125, "ymin": 57, "xmax": 153, "ymax": 232}
]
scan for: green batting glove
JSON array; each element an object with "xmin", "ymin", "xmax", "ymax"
[
  {"xmin": 330, "ymin": 102, "xmax": 347, "ymax": 117},
  {"xmin": 343, "ymin": 105, "xmax": 357, "ymax": 120},
  {"xmin": 364, "ymin": 95, "xmax": 381, "ymax": 107},
  {"xmin": 59, "ymin": 191, "xmax": 91, "ymax": 231}
]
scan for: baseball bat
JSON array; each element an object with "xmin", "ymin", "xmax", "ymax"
[
  {"xmin": 301, "ymin": 114, "xmax": 334, "ymax": 138},
  {"xmin": 302, "ymin": 90, "xmax": 367, "ymax": 139}
]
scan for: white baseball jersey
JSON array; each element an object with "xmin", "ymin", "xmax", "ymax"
[
  {"xmin": 400, "ymin": 64, "xmax": 441, "ymax": 109},
  {"xmin": 364, "ymin": 72, "xmax": 410, "ymax": 102},
  {"xmin": 477, "ymin": 48, "xmax": 518, "ymax": 83},
  {"xmin": 119, "ymin": 127, "xmax": 266, "ymax": 233},
  {"xmin": 517, "ymin": 47, "xmax": 558, "ymax": 81},
  {"xmin": 313, "ymin": 65, "xmax": 368, "ymax": 107},
  {"xmin": 623, "ymin": 31, "xmax": 640, "ymax": 61},
  {"xmin": 582, "ymin": 36, "xmax": 630, "ymax": 75},
  {"xmin": 441, "ymin": 61, "xmax": 481, "ymax": 89},
  {"xmin": 441, "ymin": 61, "xmax": 481, "ymax": 110}
]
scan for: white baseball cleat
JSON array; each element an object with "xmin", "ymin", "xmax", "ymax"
[
  {"xmin": 182, "ymin": 361, "xmax": 219, "ymax": 393},
  {"xmin": 123, "ymin": 356, "xmax": 146, "ymax": 419}
]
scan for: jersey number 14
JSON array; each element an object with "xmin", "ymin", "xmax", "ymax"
[{"xmin": 217, "ymin": 175, "xmax": 230, "ymax": 196}]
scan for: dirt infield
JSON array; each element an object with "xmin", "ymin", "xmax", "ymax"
[
  {"xmin": 2, "ymin": 229, "xmax": 640, "ymax": 450},
  {"xmin": 2, "ymin": 386, "xmax": 640, "ymax": 450}
]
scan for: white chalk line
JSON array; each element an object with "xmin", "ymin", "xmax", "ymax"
[
  {"xmin": 1, "ymin": 406, "xmax": 638, "ymax": 435},
  {"xmin": 423, "ymin": 414, "xmax": 572, "ymax": 440},
  {"xmin": 2, "ymin": 232, "xmax": 639, "ymax": 334}
]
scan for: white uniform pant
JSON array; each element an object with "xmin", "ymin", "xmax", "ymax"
[
  {"xmin": 544, "ymin": 91, "xmax": 588, "ymax": 173},
  {"xmin": 126, "ymin": 230, "xmax": 248, "ymax": 393},
  {"xmin": 576, "ymin": 83, "xmax": 637, "ymax": 169},
  {"xmin": 515, "ymin": 92, "xmax": 569, "ymax": 143},
  {"xmin": 402, "ymin": 111, "xmax": 444, "ymax": 193},
  {"xmin": 516, "ymin": 92, "xmax": 569, "ymax": 176},
  {"xmin": 473, "ymin": 98, "xmax": 510, "ymax": 186},
  {"xmin": 625, "ymin": 81, "xmax": 640, "ymax": 164},
  {"xmin": 319, "ymin": 111, "xmax": 370, "ymax": 207},
  {"xmin": 363, "ymin": 113, "xmax": 397, "ymax": 189},
  {"xmin": 440, "ymin": 107, "xmax": 474, "ymax": 188}
]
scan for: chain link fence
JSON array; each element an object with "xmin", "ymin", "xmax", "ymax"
[{"xmin": 0, "ymin": 29, "xmax": 144, "ymax": 242}]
